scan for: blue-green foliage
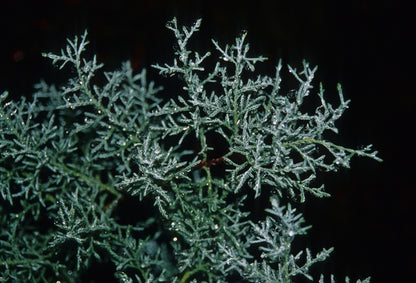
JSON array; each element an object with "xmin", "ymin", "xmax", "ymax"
[{"xmin": 0, "ymin": 18, "xmax": 379, "ymax": 282}]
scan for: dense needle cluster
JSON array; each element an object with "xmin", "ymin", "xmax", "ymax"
[{"xmin": 0, "ymin": 18, "xmax": 380, "ymax": 282}]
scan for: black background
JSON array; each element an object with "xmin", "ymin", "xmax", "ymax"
[{"xmin": 0, "ymin": 0, "xmax": 414, "ymax": 282}]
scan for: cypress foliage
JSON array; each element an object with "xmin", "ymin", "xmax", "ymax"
[{"xmin": 0, "ymin": 18, "xmax": 380, "ymax": 282}]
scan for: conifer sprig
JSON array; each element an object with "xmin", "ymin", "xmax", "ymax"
[{"xmin": 0, "ymin": 18, "xmax": 380, "ymax": 282}]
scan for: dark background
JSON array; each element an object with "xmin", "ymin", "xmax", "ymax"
[{"xmin": 0, "ymin": 0, "xmax": 413, "ymax": 282}]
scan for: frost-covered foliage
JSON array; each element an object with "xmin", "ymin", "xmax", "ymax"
[{"xmin": 0, "ymin": 18, "xmax": 380, "ymax": 282}]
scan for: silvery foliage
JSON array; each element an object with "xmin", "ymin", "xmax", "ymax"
[
  {"xmin": 151, "ymin": 18, "xmax": 380, "ymax": 201},
  {"xmin": 0, "ymin": 18, "xmax": 379, "ymax": 282}
]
